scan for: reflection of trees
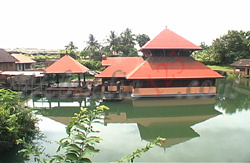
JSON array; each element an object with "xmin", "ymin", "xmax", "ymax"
[{"xmin": 216, "ymin": 78, "xmax": 250, "ymax": 114}]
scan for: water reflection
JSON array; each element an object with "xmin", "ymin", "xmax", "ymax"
[
  {"xmin": 216, "ymin": 78, "xmax": 250, "ymax": 113},
  {"xmin": 14, "ymin": 78, "xmax": 250, "ymax": 162},
  {"xmin": 34, "ymin": 96, "xmax": 221, "ymax": 150},
  {"xmin": 103, "ymin": 98, "xmax": 221, "ymax": 148}
]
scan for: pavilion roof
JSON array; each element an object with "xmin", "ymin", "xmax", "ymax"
[
  {"xmin": 230, "ymin": 59, "xmax": 250, "ymax": 67},
  {"xmin": 11, "ymin": 54, "xmax": 36, "ymax": 63},
  {"xmin": 127, "ymin": 56, "xmax": 223, "ymax": 79},
  {"xmin": 96, "ymin": 57, "xmax": 144, "ymax": 78},
  {"xmin": 141, "ymin": 28, "xmax": 202, "ymax": 50},
  {"xmin": 44, "ymin": 55, "xmax": 89, "ymax": 74},
  {"xmin": 0, "ymin": 48, "xmax": 18, "ymax": 63}
]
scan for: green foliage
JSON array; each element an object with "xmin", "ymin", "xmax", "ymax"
[
  {"xmin": 136, "ymin": 34, "xmax": 150, "ymax": 47},
  {"xmin": 31, "ymin": 54, "xmax": 61, "ymax": 60},
  {"xmin": 193, "ymin": 30, "xmax": 250, "ymax": 65},
  {"xmin": 50, "ymin": 105, "xmax": 109, "ymax": 163},
  {"xmin": 65, "ymin": 41, "xmax": 79, "ymax": 59},
  {"xmin": 206, "ymin": 65, "xmax": 233, "ymax": 71},
  {"xmin": 82, "ymin": 28, "xmax": 150, "ymax": 58},
  {"xmin": 210, "ymin": 30, "xmax": 250, "ymax": 64},
  {"xmin": 0, "ymin": 89, "xmax": 38, "ymax": 152},
  {"xmin": 192, "ymin": 42, "xmax": 215, "ymax": 64},
  {"xmin": 84, "ymin": 34, "xmax": 102, "ymax": 60},
  {"xmin": 78, "ymin": 59, "xmax": 103, "ymax": 71},
  {"xmin": 112, "ymin": 137, "xmax": 166, "ymax": 163}
]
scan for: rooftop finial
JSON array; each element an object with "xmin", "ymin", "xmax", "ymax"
[{"xmin": 165, "ymin": 25, "xmax": 168, "ymax": 28}]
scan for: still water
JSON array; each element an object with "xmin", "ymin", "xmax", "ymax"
[{"xmin": 13, "ymin": 78, "xmax": 250, "ymax": 162}]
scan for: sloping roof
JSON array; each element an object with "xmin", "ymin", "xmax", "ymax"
[
  {"xmin": 127, "ymin": 56, "xmax": 223, "ymax": 79},
  {"xmin": 141, "ymin": 28, "xmax": 202, "ymax": 50},
  {"xmin": 11, "ymin": 54, "xmax": 36, "ymax": 63},
  {"xmin": 96, "ymin": 57, "xmax": 144, "ymax": 78},
  {"xmin": 44, "ymin": 55, "xmax": 89, "ymax": 74},
  {"xmin": 0, "ymin": 48, "xmax": 18, "ymax": 63},
  {"xmin": 230, "ymin": 59, "xmax": 250, "ymax": 67}
]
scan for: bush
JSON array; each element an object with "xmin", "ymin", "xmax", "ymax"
[
  {"xmin": 78, "ymin": 59, "xmax": 103, "ymax": 71},
  {"xmin": 0, "ymin": 89, "xmax": 38, "ymax": 153}
]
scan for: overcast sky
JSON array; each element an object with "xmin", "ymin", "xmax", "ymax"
[{"xmin": 0, "ymin": 0, "xmax": 249, "ymax": 50}]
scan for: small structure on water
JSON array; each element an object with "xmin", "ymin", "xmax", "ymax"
[
  {"xmin": 230, "ymin": 59, "xmax": 250, "ymax": 76},
  {"xmin": 43, "ymin": 54, "xmax": 90, "ymax": 96},
  {"xmin": 96, "ymin": 28, "xmax": 223, "ymax": 98}
]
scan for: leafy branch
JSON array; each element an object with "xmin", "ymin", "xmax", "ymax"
[{"xmin": 112, "ymin": 137, "xmax": 166, "ymax": 163}]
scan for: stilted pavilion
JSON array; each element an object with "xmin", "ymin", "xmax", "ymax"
[
  {"xmin": 43, "ymin": 54, "xmax": 89, "ymax": 95},
  {"xmin": 96, "ymin": 28, "xmax": 223, "ymax": 98}
]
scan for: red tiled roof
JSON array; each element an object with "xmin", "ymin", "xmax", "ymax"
[
  {"xmin": 11, "ymin": 54, "xmax": 36, "ymax": 63},
  {"xmin": 127, "ymin": 56, "xmax": 223, "ymax": 79},
  {"xmin": 141, "ymin": 28, "xmax": 202, "ymax": 50},
  {"xmin": 101, "ymin": 57, "xmax": 143, "ymax": 67},
  {"xmin": 44, "ymin": 55, "xmax": 89, "ymax": 74},
  {"xmin": 96, "ymin": 57, "xmax": 144, "ymax": 78}
]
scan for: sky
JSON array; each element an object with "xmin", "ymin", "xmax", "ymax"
[{"xmin": 0, "ymin": 0, "xmax": 250, "ymax": 50}]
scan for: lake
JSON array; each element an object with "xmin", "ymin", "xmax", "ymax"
[{"xmin": 3, "ymin": 78, "xmax": 250, "ymax": 162}]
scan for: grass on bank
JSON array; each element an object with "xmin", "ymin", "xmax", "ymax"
[{"xmin": 206, "ymin": 65, "xmax": 233, "ymax": 71}]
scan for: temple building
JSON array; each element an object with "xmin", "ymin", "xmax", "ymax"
[{"xmin": 96, "ymin": 28, "xmax": 223, "ymax": 98}]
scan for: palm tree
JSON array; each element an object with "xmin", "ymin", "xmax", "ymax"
[
  {"xmin": 120, "ymin": 28, "xmax": 137, "ymax": 56},
  {"xmin": 106, "ymin": 31, "xmax": 120, "ymax": 55},
  {"xmin": 84, "ymin": 34, "xmax": 101, "ymax": 60},
  {"xmin": 120, "ymin": 28, "xmax": 136, "ymax": 47},
  {"xmin": 65, "ymin": 41, "xmax": 78, "ymax": 59}
]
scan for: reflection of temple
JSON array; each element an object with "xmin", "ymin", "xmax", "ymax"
[
  {"xmin": 103, "ymin": 98, "xmax": 221, "ymax": 148},
  {"xmin": 27, "ymin": 96, "xmax": 102, "ymax": 124},
  {"xmin": 33, "ymin": 96, "xmax": 221, "ymax": 149}
]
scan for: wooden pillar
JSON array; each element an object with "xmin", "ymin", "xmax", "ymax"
[
  {"xmin": 104, "ymin": 81, "xmax": 108, "ymax": 92},
  {"xmin": 78, "ymin": 74, "xmax": 81, "ymax": 87},
  {"xmin": 47, "ymin": 74, "xmax": 51, "ymax": 87},
  {"xmin": 117, "ymin": 81, "xmax": 121, "ymax": 93},
  {"xmin": 56, "ymin": 74, "xmax": 59, "ymax": 86},
  {"xmin": 83, "ymin": 73, "xmax": 86, "ymax": 84}
]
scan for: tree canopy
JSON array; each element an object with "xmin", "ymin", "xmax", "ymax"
[
  {"xmin": 193, "ymin": 30, "xmax": 250, "ymax": 65},
  {"xmin": 80, "ymin": 28, "xmax": 150, "ymax": 59}
]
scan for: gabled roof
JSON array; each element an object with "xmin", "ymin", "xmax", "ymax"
[
  {"xmin": 44, "ymin": 55, "xmax": 89, "ymax": 74},
  {"xmin": 96, "ymin": 57, "xmax": 144, "ymax": 78},
  {"xmin": 127, "ymin": 56, "xmax": 223, "ymax": 79},
  {"xmin": 230, "ymin": 59, "xmax": 250, "ymax": 67},
  {"xmin": 0, "ymin": 48, "xmax": 18, "ymax": 63},
  {"xmin": 11, "ymin": 54, "xmax": 36, "ymax": 63},
  {"xmin": 141, "ymin": 28, "xmax": 202, "ymax": 50}
]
